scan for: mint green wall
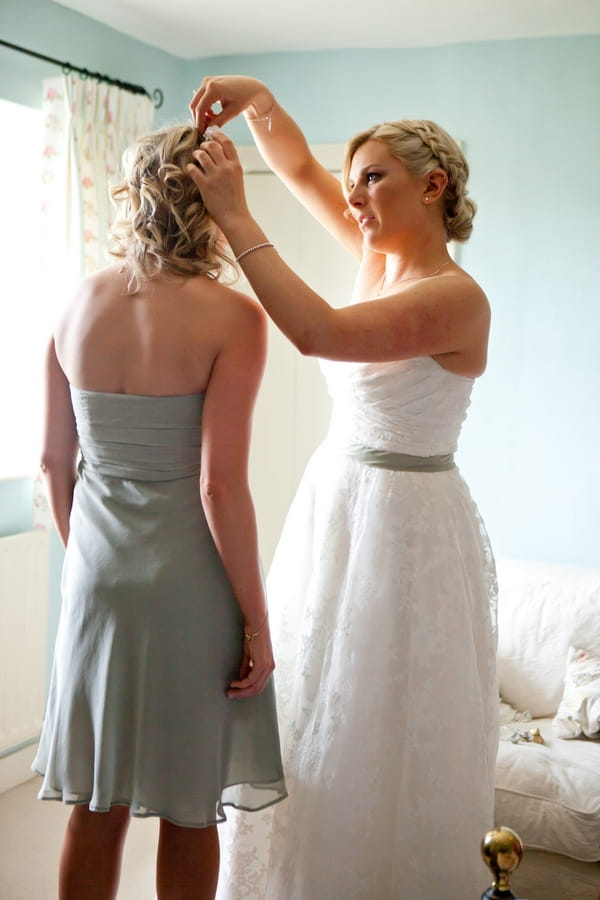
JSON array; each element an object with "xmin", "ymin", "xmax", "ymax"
[
  {"xmin": 0, "ymin": 478, "xmax": 33, "ymax": 536},
  {"xmin": 0, "ymin": 3, "xmax": 598, "ymax": 684},
  {"xmin": 190, "ymin": 38, "xmax": 600, "ymax": 567},
  {"xmin": 0, "ymin": 0, "xmax": 185, "ymax": 121}
]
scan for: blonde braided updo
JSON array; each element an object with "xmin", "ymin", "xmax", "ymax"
[
  {"xmin": 343, "ymin": 119, "xmax": 476, "ymax": 242},
  {"xmin": 109, "ymin": 124, "xmax": 234, "ymax": 292}
]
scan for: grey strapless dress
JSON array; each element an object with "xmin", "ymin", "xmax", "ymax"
[{"xmin": 33, "ymin": 388, "xmax": 286, "ymax": 827}]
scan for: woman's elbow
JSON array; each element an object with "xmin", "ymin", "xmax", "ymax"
[
  {"xmin": 200, "ymin": 475, "xmax": 249, "ymax": 507},
  {"xmin": 293, "ymin": 335, "xmax": 313, "ymax": 356},
  {"xmin": 39, "ymin": 451, "xmax": 75, "ymax": 478},
  {"xmin": 293, "ymin": 324, "xmax": 326, "ymax": 357}
]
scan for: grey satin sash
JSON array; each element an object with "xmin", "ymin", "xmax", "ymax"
[{"xmin": 345, "ymin": 443, "xmax": 455, "ymax": 472}]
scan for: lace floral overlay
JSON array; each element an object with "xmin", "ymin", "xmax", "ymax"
[{"xmin": 216, "ymin": 357, "xmax": 498, "ymax": 900}]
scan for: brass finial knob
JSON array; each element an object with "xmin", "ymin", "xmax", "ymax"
[{"xmin": 481, "ymin": 826, "xmax": 523, "ymax": 899}]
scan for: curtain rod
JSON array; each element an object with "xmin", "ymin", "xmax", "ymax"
[{"xmin": 0, "ymin": 39, "xmax": 164, "ymax": 108}]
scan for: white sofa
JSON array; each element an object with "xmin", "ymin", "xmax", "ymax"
[{"xmin": 494, "ymin": 558, "xmax": 600, "ymax": 900}]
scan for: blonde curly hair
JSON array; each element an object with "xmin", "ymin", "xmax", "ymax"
[
  {"xmin": 109, "ymin": 123, "xmax": 234, "ymax": 291},
  {"xmin": 343, "ymin": 120, "xmax": 476, "ymax": 242}
]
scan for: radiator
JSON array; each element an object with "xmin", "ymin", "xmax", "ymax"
[{"xmin": 0, "ymin": 529, "xmax": 50, "ymax": 762}]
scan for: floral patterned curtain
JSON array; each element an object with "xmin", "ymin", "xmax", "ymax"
[
  {"xmin": 34, "ymin": 74, "xmax": 154, "ymax": 528},
  {"xmin": 41, "ymin": 73, "xmax": 154, "ymax": 277}
]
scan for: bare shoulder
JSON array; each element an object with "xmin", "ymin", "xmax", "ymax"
[
  {"xmin": 433, "ymin": 268, "xmax": 489, "ymax": 308},
  {"xmin": 195, "ymin": 280, "xmax": 267, "ymax": 333},
  {"xmin": 222, "ymin": 284, "xmax": 267, "ymax": 320},
  {"xmin": 455, "ymin": 272, "xmax": 491, "ymax": 343},
  {"xmin": 199, "ymin": 285, "xmax": 267, "ymax": 397},
  {"xmin": 61, "ymin": 264, "xmax": 124, "ymax": 310},
  {"xmin": 429, "ymin": 270, "xmax": 491, "ymax": 376},
  {"xmin": 76, "ymin": 263, "xmax": 125, "ymax": 295},
  {"xmin": 410, "ymin": 268, "xmax": 491, "ymax": 329},
  {"xmin": 54, "ymin": 265, "xmax": 125, "ymax": 337},
  {"xmin": 456, "ymin": 270, "xmax": 490, "ymax": 311}
]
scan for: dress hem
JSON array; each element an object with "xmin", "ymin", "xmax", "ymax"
[{"xmin": 31, "ymin": 767, "xmax": 288, "ymax": 829}]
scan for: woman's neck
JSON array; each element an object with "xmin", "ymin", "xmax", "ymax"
[{"xmin": 379, "ymin": 244, "xmax": 453, "ymax": 290}]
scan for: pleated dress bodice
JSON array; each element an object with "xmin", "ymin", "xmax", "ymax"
[{"xmin": 321, "ymin": 355, "xmax": 475, "ymax": 457}]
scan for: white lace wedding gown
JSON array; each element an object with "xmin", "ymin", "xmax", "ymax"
[{"xmin": 216, "ymin": 356, "xmax": 498, "ymax": 900}]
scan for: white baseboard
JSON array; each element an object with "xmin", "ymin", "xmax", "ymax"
[{"xmin": 0, "ymin": 742, "xmax": 38, "ymax": 795}]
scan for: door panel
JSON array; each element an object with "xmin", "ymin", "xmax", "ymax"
[{"xmin": 238, "ymin": 147, "xmax": 355, "ymax": 569}]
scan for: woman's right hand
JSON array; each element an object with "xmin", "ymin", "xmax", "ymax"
[
  {"xmin": 190, "ymin": 76, "xmax": 273, "ymax": 132},
  {"xmin": 227, "ymin": 621, "xmax": 275, "ymax": 699}
]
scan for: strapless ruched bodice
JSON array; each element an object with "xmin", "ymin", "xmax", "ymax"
[
  {"xmin": 321, "ymin": 356, "xmax": 474, "ymax": 457},
  {"xmin": 71, "ymin": 387, "xmax": 203, "ymax": 481}
]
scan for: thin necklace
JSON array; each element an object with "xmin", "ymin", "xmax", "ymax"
[{"xmin": 376, "ymin": 259, "xmax": 452, "ymax": 296}]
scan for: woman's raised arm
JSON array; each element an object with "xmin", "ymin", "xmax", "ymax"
[
  {"xmin": 190, "ymin": 75, "xmax": 362, "ymax": 259},
  {"xmin": 188, "ymin": 131, "xmax": 489, "ymax": 376}
]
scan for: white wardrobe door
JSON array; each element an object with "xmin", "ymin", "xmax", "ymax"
[{"xmin": 240, "ymin": 152, "xmax": 356, "ymax": 569}]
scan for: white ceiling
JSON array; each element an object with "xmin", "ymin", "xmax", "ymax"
[{"xmin": 53, "ymin": 0, "xmax": 600, "ymax": 60}]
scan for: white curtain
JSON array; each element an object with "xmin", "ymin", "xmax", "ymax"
[{"xmin": 33, "ymin": 74, "xmax": 154, "ymax": 527}]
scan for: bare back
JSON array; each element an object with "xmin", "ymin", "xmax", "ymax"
[{"xmin": 54, "ymin": 265, "xmax": 259, "ymax": 397}]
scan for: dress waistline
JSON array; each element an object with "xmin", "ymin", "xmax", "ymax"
[{"xmin": 344, "ymin": 443, "xmax": 456, "ymax": 473}]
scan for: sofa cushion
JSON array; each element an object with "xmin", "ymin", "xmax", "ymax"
[
  {"xmin": 496, "ymin": 559, "xmax": 600, "ymax": 717},
  {"xmin": 553, "ymin": 647, "xmax": 600, "ymax": 739},
  {"xmin": 495, "ymin": 717, "xmax": 600, "ymax": 861}
]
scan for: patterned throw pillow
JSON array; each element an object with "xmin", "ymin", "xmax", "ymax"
[{"xmin": 553, "ymin": 646, "xmax": 600, "ymax": 739}]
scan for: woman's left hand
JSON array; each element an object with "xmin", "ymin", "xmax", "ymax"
[
  {"xmin": 227, "ymin": 622, "xmax": 276, "ymax": 699},
  {"xmin": 187, "ymin": 131, "xmax": 249, "ymax": 232}
]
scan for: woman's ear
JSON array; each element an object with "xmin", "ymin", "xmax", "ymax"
[{"xmin": 423, "ymin": 168, "xmax": 448, "ymax": 202}]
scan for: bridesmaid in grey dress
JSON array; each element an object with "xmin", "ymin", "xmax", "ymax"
[{"xmin": 33, "ymin": 123, "xmax": 286, "ymax": 900}]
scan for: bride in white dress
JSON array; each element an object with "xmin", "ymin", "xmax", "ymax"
[{"xmin": 188, "ymin": 76, "xmax": 499, "ymax": 899}]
